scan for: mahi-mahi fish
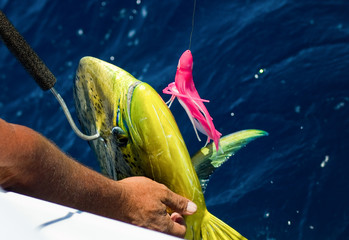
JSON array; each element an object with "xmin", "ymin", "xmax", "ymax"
[{"xmin": 73, "ymin": 57, "xmax": 267, "ymax": 240}]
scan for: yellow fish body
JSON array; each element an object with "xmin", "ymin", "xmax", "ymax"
[{"xmin": 74, "ymin": 57, "xmax": 267, "ymax": 239}]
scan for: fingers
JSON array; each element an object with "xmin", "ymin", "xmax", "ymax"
[
  {"xmin": 116, "ymin": 177, "xmax": 196, "ymax": 238},
  {"xmin": 167, "ymin": 212, "xmax": 186, "ymax": 238},
  {"xmin": 162, "ymin": 188, "xmax": 197, "ymax": 216},
  {"xmin": 170, "ymin": 212, "xmax": 185, "ymax": 226}
]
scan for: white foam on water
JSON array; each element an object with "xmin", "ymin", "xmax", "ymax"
[
  {"xmin": 320, "ymin": 155, "xmax": 329, "ymax": 168},
  {"xmin": 295, "ymin": 105, "xmax": 301, "ymax": 113},
  {"xmin": 128, "ymin": 29, "xmax": 136, "ymax": 38},
  {"xmin": 77, "ymin": 28, "xmax": 84, "ymax": 36},
  {"xmin": 334, "ymin": 102, "xmax": 345, "ymax": 110},
  {"xmin": 141, "ymin": 6, "xmax": 148, "ymax": 18}
]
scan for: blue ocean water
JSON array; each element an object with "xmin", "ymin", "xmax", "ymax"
[{"xmin": 1, "ymin": 0, "xmax": 349, "ymax": 239}]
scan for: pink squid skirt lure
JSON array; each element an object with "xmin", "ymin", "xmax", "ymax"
[{"xmin": 163, "ymin": 50, "xmax": 221, "ymax": 151}]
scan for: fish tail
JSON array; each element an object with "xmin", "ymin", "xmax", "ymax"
[{"xmin": 200, "ymin": 211, "xmax": 247, "ymax": 240}]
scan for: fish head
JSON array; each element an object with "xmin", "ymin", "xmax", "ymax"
[
  {"xmin": 177, "ymin": 50, "xmax": 193, "ymax": 71},
  {"xmin": 73, "ymin": 57, "xmax": 193, "ymax": 188},
  {"xmin": 74, "ymin": 56, "xmax": 142, "ymax": 179}
]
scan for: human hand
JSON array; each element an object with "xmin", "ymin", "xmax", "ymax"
[
  {"xmin": 0, "ymin": 119, "xmax": 197, "ymax": 237},
  {"xmin": 115, "ymin": 176, "xmax": 197, "ymax": 238}
]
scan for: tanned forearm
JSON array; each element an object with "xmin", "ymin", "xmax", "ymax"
[
  {"xmin": 0, "ymin": 119, "xmax": 124, "ymax": 219},
  {"xmin": 0, "ymin": 119, "xmax": 196, "ymax": 237}
]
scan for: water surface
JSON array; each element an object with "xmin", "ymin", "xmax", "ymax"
[{"xmin": 1, "ymin": 1, "xmax": 348, "ymax": 239}]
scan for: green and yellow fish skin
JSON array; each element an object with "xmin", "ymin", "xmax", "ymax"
[
  {"xmin": 74, "ymin": 57, "xmax": 144, "ymax": 179},
  {"xmin": 192, "ymin": 129, "xmax": 268, "ymax": 192},
  {"xmin": 74, "ymin": 57, "xmax": 248, "ymax": 240}
]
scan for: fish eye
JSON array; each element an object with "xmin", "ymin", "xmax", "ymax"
[{"xmin": 112, "ymin": 127, "xmax": 128, "ymax": 147}]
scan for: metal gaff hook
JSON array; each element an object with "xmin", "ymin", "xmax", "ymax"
[{"xmin": 0, "ymin": 10, "xmax": 99, "ymax": 141}]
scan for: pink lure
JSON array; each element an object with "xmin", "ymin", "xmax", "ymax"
[{"xmin": 163, "ymin": 50, "xmax": 221, "ymax": 151}]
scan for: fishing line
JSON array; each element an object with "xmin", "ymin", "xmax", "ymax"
[
  {"xmin": 188, "ymin": 0, "xmax": 197, "ymax": 50},
  {"xmin": 0, "ymin": 10, "xmax": 100, "ymax": 141}
]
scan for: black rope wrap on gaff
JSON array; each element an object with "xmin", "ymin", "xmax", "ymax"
[{"xmin": 0, "ymin": 10, "xmax": 56, "ymax": 91}]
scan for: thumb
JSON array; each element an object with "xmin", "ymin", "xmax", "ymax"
[{"xmin": 163, "ymin": 190, "xmax": 197, "ymax": 215}]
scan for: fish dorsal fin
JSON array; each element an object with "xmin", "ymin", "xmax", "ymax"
[{"xmin": 191, "ymin": 129, "xmax": 268, "ymax": 193}]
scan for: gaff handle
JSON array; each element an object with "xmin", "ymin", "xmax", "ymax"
[
  {"xmin": 0, "ymin": 10, "xmax": 56, "ymax": 91},
  {"xmin": 0, "ymin": 10, "xmax": 100, "ymax": 141}
]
